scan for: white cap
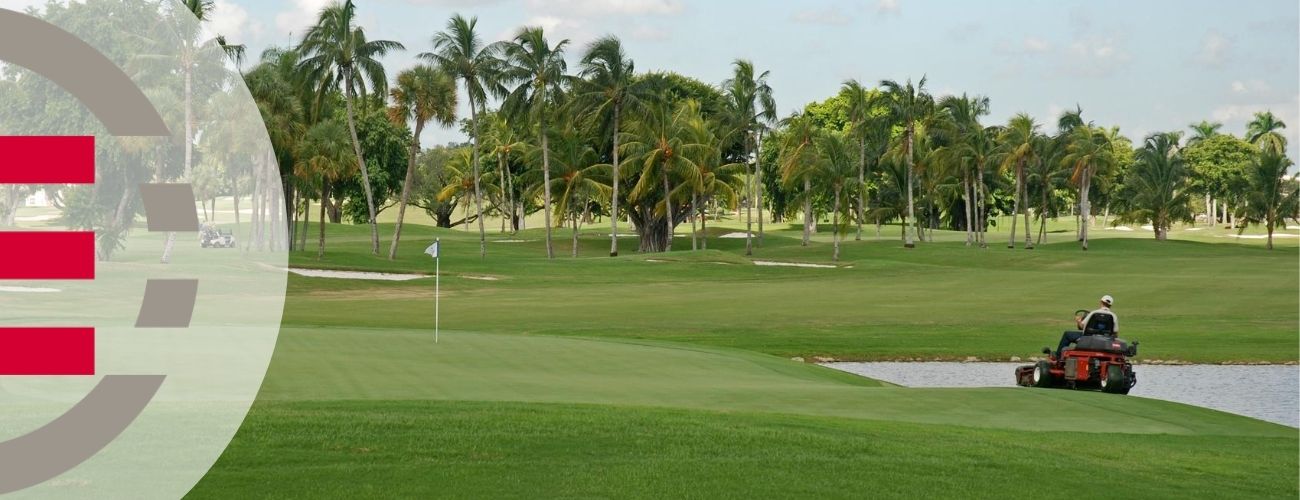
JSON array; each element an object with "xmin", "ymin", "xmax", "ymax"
[{"xmin": 1101, "ymin": 295, "xmax": 1114, "ymax": 306}]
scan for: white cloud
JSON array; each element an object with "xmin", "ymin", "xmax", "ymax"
[
  {"xmin": 205, "ymin": 0, "xmax": 260, "ymax": 42},
  {"xmin": 629, "ymin": 25, "xmax": 669, "ymax": 42},
  {"xmin": 1195, "ymin": 31, "xmax": 1232, "ymax": 67},
  {"xmin": 791, "ymin": 7, "xmax": 851, "ymax": 26},
  {"xmin": 523, "ymin": 0, "xmax": 683, "ymax": 16},
  {"xmin": 1061, "ymin": 35, "xmax": 1129, "ymax": 77},
  {"xmin": 1230, "ymin": 80, "xmax": 1272, "ymax": 95},
  {"xmin": 275, "ymin": 0, "xmax": 334, "ymax": 39},
  {"xmin": 1022, "ymin": 36, "xmax": 1050, "ymax": 53},
  {"xmin": 876, "ymin": 0, "xmax": 900, "ymax": 16}
]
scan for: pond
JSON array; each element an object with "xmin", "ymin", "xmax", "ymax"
[{"xmin": 824, "ymin": 362, "xmax": 1299, "ymax": 428}]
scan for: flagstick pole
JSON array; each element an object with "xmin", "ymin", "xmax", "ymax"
[{"xmin": 434, "ymin": 238, "xmax": 440, "ymax": 344}]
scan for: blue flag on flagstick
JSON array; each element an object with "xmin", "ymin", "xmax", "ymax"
[{"xmin": 425, "ymin": 240, "xmax": 439, "ymax": 258}]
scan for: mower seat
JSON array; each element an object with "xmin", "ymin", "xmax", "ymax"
[
  {"xmin": 1082, "ymin": 312, "xmax": 1116, "ymax": 337},
  {"xmin": 1073, "ymin": 335, "xmax": 1130, "ymax": 354}
]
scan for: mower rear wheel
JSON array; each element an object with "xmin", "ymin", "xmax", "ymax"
[
  {"xmin": 1101, "ymin": 365, "xmax": 1130, "ymax": 394},
  {"xmin": 1032, "ymin": 361, "xmax": 1054, "ymax": 388}
]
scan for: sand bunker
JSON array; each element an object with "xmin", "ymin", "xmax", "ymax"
[
  {"xmin": 720, "ymin": 232, "xmax": 753, "ymax": 239},
  {"xmin": 493, "ymin": 239, "xmax": 532, "ymax": 243},
  {"xmin": 753, "ymin": 260, "xmax": 836, "ymax": 269},
  {"xmin": 288, "ymin": 268, "xmax": 427, "ymax": 281},
  {"xmin": 1105, "ymin": 226, "xmax": 1134, "ymax": 232},
  {"xmin": 462, "ymin": 275, "xmax": 500, "ymax": 281},
  {"xmin": 14, "ymin": 214, "xmax": 59, "ymax": 222}
]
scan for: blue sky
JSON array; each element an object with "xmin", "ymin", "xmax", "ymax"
[{"xmin": 24, "ymin": 0, "xmax": 1297, "ymax": 157}]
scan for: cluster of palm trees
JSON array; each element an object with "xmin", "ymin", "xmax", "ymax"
[{"xmin": 246, "ymin": 2, "xmax": 1297, "ymax": 262}]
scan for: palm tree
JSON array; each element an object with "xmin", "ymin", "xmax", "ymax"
[
  {"xmin": 843, "ymin": 79, "xmax": 881, "ymax": 241},
  {"xmin": 678, "ymin": 111, "xmax": 745, "ymax": 250},
  {"xmin": 296, "ymin": 119, "xmax": 356, "ymax": 258},
  {"xmin": 1239, "ymin": 152, "xmax": 1299, "ymax": 250},
  {"xmin": 1246, "ymin": 111, "xmax": 1288, "ymax": 155},
  {"xmin": 423, "ymin": 14, "xmax": 501, "ymax": 258},
  {"xmin": 1188, "ymin": 120, "xmax": 1222, "ymax": 146},
  {"xmin": 938, "ymin": 93, "xmax": 990, "ymax": 246},
  {"xmin": 573, "ymin": 36, "xmax": 651, "ymax": 257},
  {"xmin": 297, "ymin": 0, "xmax": 404, "ymax": 255},
  {"xmin": 386, "ymin": 65, "xmax": 457, "ymax": 260},
  {"xmin": 778, "ymin": 113, "xmax": 821, "ymax": 247},
  {"xmin": 1116, "ymin": 132, "xmax": 1193, "ymax": 240},
  {"xmin": 997, "ymin": 113, "xmax": 1041, "ymax": 249},
  {"xmin": 816, "ymin": 129, "xmax": 860, "ymax": 261},
  {"xmin": 723, "ymin": 60, "xmax": 776, "ymax": 255},
  {"xmin": 531, "ymin": 125, "xmax": 610, "ymax": 257},
  {"xmin": 622, "ymin": 100, "xmax": 707, "ymax": 252},
  {"xmin": 947, "ymin": 125, "xmax": 1000, "ymax": 247},
  {"xmin": 497, "ymin": 27, "xmax": 570, "ymax": 259},
  {"xmin": 1061, "ymin": 125, "xmax": 1116, "ymax": 250},
  {"xmin": 483, "ymin": 114, "xmax": 527, "ymax": 232},
  {"xmin": 879, "ymin": 77, "xmax": 934, "ymax": 248}
]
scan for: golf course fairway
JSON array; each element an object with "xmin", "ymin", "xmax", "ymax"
[{"xmin": 185, "ymin": 222, "xmax": 1297, "ymax": 498}]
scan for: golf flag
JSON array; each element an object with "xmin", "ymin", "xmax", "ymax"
[{"xmin": 425, "ymin": 240, "xmax": 439, "ymax": 258}]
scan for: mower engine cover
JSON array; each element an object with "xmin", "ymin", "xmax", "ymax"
[{"xmin": 1073, "ymin": 335, "xmax": 1131, "ymax": 354}]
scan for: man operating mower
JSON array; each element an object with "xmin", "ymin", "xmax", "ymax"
[{"xmin": 1056, "ymin": 295, "xmax": 1118, "ymax": 357}]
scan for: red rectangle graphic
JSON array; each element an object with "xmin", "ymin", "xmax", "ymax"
[
  {"xmin": 0, "ymin": 328, "xmax": 95, "ymax": 375},
  {"xmin": 0, "ymin": 231, "xmax": 95, "ymax": 279},
  {"xmin": 0, "ymin": 136, "xmax": 95, "ymax": 184}
]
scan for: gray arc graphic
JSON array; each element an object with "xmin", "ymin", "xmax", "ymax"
[{"xmin": 0, "ymin": 7, "xmax": 177, "ymax": 495}]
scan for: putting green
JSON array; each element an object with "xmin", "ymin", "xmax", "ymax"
[{"xmin": 261, "ymin": 327, "xmax": 1291, "ymax": 437}]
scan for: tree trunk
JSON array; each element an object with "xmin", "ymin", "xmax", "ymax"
[
  {"xmin": 833, "ymin": 187, "xmax": 842, "ymax": 262},
  {"xmin": 802, "ymin": 176, "xmax": 812, "ymax": 246},
  {"xmin": 700, "ymin": 194, "xmax": 708, "ymax": 250},
  {"xmin": 745, "ymin": 135, "xmax": 755, "ymax": 256},
  {"xmin": 856, "ymin": 139, "xmax": 865, "ymax": 241},
  {"xmin": 1080, "ymin": 169, "xmax": 1091, "ymax": 250},
  {"xmin": 756, "ymin": 130, "xmax": 766, "ymax": 246},
  {"xmin": 470, "ymin": 101, "xmax": 486, "ymax": 259},
  {"xmin": 963, "ymin": 169, "xmax": 973, "ymax": 246},
  {"xmin": 662, "ymin": 166, "xmax": 673, "ymax": 252},
  {"xmin": 690, "ymin": 192, "xmax": 698, "ymax": 251},
  {"xmin": 904, "ymin": 130, "xmax": 916, "ymax": 248},
  {"xmin": 1008, "ymin": 163, "xmax": 1020, "ymax": 248},
  {"xmin": 343, "ymin": 73, "xmax": 380, "ymax": 255},
  {"xmin": 610, "ymin": 105, "xmax": 621, "ymax": 256},
  {"xmin": 1020, "ymin": 165, "xmax": 1033, "ymax": 249},
  {"xmin": 389, "ymin": 121, "xmax": 424, "ymax": 260},
  {"xmin": 571, "ymin": 209, "xmax": 580, "ymax": 258},
  {"xmin": 541, "ymin": 124, "xmax": 554, "ymax": 259},
  {"xmin": 317, "ymin": 183, "xmax": 328, "ymax": 259}
]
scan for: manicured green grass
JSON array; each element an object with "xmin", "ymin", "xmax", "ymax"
[
  {"xmin": 189, "ymin": 400, "xmax": 1298, "ymax": 500},
  {"xmin": 284, "ymin": 222, "xmax": 1298, "ymax": 363},
  {"xmin": 186, "ymin": 217, "xmax": 1298, "ymax": 498}
]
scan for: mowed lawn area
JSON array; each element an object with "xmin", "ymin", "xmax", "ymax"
[{"xmin": 188, "ymin": 219, "xmax": 1298, "ymax": 498}]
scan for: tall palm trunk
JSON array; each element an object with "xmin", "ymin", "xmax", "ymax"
[
  {"xmin": 541, "ymin": 121, "xmax": 554, "ymax": 259},
  {"xmin": 1080, "ymin": 168, "xmax": 1091, "ymax": 251},
  {"xmin": 343, "ymin": 72, "xmax": 380, "ymax": 255},
  {"xmin": 690, "ymin": 193, "xmax": 698, "ymax": 251},
  {"xmin": 756, "ymin": 130, "xmax": 766, "ymax": 246},
  {"xmin": 977, "ymin": 165, "xmax": 988, "ymax": 248},
  {"xmin": 388, "ymin": 120, "xmax": 424, "ymax": 260},
  {"xmin": 904, "ymin": 130, "xmax": 916, "ymax": 248},
  {"xmin": 662, "ymin": 165, "xmax": 673, "ymax": 252},
  {"xmin": 963, "ymin": 169, "xmax": 973, "ymax": 246},
  {"xmin": 501, "ymin": 153, "xmax": 516, "ymax": 232},
  {"xmin": 856, "ymin": 139, "xmax": 866, "ymax": 241},
  {"xmin": 1008, "ymin": 162, "xmax": 1021, "ymax": 249},
  {"xmin": 317, "ymin": 183, "xmax": 328, "ymax": 259},
  {"xmin": 744, "ymin": 135, "xmax": 754, "ymax": 256},
  {"xmin": 1021, "ymin": 165, "xmax": 1033, "ymax": 249},
  {"xmin": 610, "ymin": 105, "xmax": 621, "ymax": 256},
  {"xmin": 470, "ymin": 100, "xmax": 487, "ymax": 258},
  {"xmin": 161, "ymin": 59, "xmax": 195, "ymax": 265},
  {"xmin": 700, "ymin": 194, "xmax": 708, "ymax": 250},
  {"xmin": 571, "ymin": 207, "xmax": 580, "ymax": 258},
  {"xmin": 833, "ymin": 187, "xmax": 842, "ymax": 261},
  {"xmin": 802, "ymin": 176, "xmax": 812, "ymax": 246}
]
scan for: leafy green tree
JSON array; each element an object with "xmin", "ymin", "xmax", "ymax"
[
  {"xmin": 528, "ymin": 123, "xmax": 610, "ymax": 257},
  {"xmin": 573, "ymin": 36, "xmax": 652, "ymax": 257},
  {"xmin": 1116, "ymin": 133, "xmax": 1193, "ymax": 240},
  {"xmin": 879, "ymin": 77, "xmax": 934, "ymax": 248},
  {"xmin": 1238, "ymin": 152, "xmax": 1299, "ymax": 249},
  {"xmin": 937, "ymin": 93, "xmax": 990, "ymax": 246},
  {"xmin": 386, "ymin": 65, "xmax": 457, "ymax": 259},
  {"xmin": 843, "ymin": 80, "xmax": 888, "ymax": 241},
  {"xmin": 498, "ymin": 26, "xmax": 570, "ymax": 259},
  {"xmin": 1183, "ymin": 133, "xmax": 1255, "ymax": 226},
  {"xmin": 482, "ymin": 113, "xmax": 528, "ymax": 232},
  {"xmin": 1188, "ymin": 120, "xmax": 1222, "ymax": 146},
  {"xmin": 297, "ymin": 0, "xmax": 404, "ymax": 255},
  {"xmin": 424, "ymin": 14, "xmax": 501, "ymax": 258},
  {"xmin": 778, "ymin": 113, "xmax": 822, "ymax": 246}
]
